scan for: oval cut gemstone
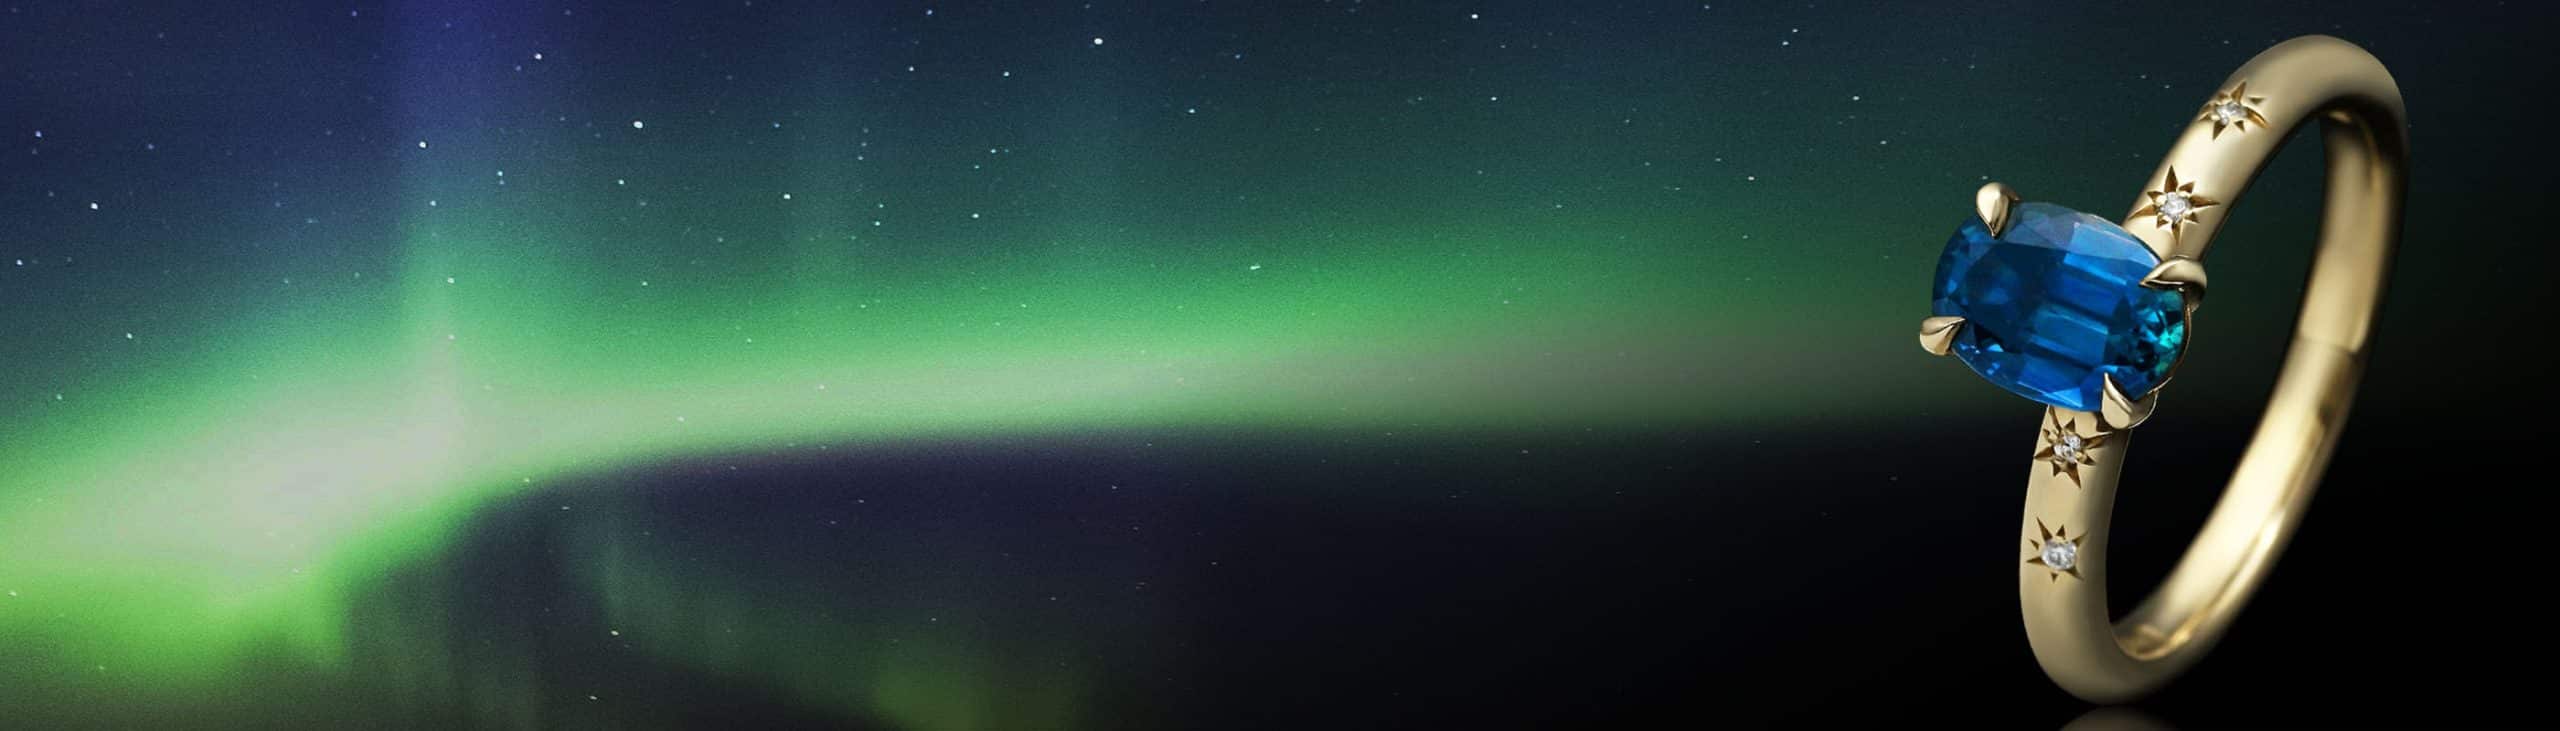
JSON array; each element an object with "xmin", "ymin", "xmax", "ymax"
[{"xmin": 1931, "ymin": 202, "xmax": 2187, "ymax": 411}]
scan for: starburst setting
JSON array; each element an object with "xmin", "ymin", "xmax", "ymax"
[
  {"xmin": 2198, "ymin": 81, "xmax": 2271, "ymax": 138},
  {"xmin": 2026, "ymin": 519, "xmax": 2085, "ymax": 581},
  {"xmin": 2035, "ymin": 410, "xmax": 2112, "ymax": 487},
  {"xmin": 2133, "ymin": 167, "xmax": 2221, "ymax": 238}
]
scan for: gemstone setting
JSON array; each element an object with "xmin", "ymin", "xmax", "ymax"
[
  {"xmin": 2210, "ymin": 100, "xmax": 2247, "ymax": 124},
  {"xmin": 2137, "ymin": 169, "xmax": 2219, "ymax": 233},
  {"xmin": 2199, "ymin": 81, "xmax": 2269, "ymax": 138},
  {"xmin": 2035, "ymin": 412, "xmax": 2109, "ymax": 487},
  {"xmin": 2027, "ymin": 519, "xmax": 2085, "ymax": 581},
  {"xmin": 2156, "ymin": 192, "xmax": 2193, "ymax": 222},
  {"xmin": 1932, "ymin": 202, "xmax": 2188, "ymax": 411},
  {"xmin": 2051, "ymin": 433, "xmax": 2084, "ymax": 463},
  {"xmin": 2040, "ymin": 539, "xmax": 2078, "ymax": 571}
]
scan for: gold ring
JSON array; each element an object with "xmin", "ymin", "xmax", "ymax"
[{"xmin": 1917, "ymin": 35, "xmax": 2406, "ymax": 702}]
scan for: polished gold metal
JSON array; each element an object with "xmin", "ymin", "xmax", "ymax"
[
  {"xmin": 2094, "ymin": 374, "xmax": 2158, "ymax": 431},
  {"xmin": 1918, "ymin": 315, "xmax": 1965, "ymax": 356},
  {"xmin": 1976, "ymin": 181, "xmax": 2021, "ymax": 237},
  {"xmin": 2140, "ymin": 257, "xmax": 2209, "ymax": 306},
  {"xmin": 1926, "ymin": 35, "xmax": 2407, "ymax": 703}
]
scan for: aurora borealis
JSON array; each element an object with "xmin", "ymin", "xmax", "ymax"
[
  {"xmin": 6, "ymin": 1, "xmax": 2555, "ymax": 728},
  {"xmin": 4, "ymin": 4, "xmax": 1770, "ymax": 725}
]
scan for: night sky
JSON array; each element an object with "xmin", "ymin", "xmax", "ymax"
[{"xmin": 5, "ymin": 1, "xmax": 2557, "ymax": 728}]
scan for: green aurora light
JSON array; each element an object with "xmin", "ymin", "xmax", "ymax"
[{"xmin": 2, "ymin": 195, "xmax": 1802, "ymax": 728}]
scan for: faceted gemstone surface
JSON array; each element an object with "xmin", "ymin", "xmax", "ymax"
[
  {"xmin": 2041, "ymin": 539, "xmax": 2079, "ymax": 571},
  {"xmin": 2212, "ymin": 100, "xmax": 2247, "ymax": 123},
  {"xmin": 2157, "ymin": 193, "xmax": 2192, "ymax": 220},
  {"xmin": 2052, "ymin": 434, "xmax": 2084, "ymax": 463},
  {"xmin": 1931, "ymin": 202, "xmax": 2187, "ymax": 411}
]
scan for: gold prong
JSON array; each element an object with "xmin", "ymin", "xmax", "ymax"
[
  {"xmin": 1976, "ymin": 182, "xmax": 2021, "ymax": 237},
  {"xmin": 2098, "ymin": 373, "xmax": 2159, "ymax": 431},
  {"xmin": 2142, "ymin": 257, "xmax": 2208, "ymax": 301},
  {"xmin": 1919, "ymin": 315, "xmax": 1965, "ymax": 356}
]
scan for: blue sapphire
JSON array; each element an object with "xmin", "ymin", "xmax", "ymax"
[{"xmin": 1932, "ymin": 202, "xmax": 2187, "ymax": 411}]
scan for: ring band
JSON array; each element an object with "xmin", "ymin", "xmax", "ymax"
[{"xmin": 1917, "ymin": 35, "xmax": 2406, "ymax": 702}]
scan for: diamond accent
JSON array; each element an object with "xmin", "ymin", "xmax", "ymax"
[
  {"xmin": 2036, "ymin": 412, "xmax": 2112, "ymax": 487},
  {"xmin": 2199, "ymin": 81, "xmax": 2269, "ymax": 138},
  {"xmin": 2135, "ymin": 167, "xmax": 2220, "ymax": 238},
  {"xmin": 2026, "ymin": 519, "xmax": 2085, "ymax": 581},
  {"xmin": 2040, "ymin": 539, "xmax": 2078, "ymax": 571},
  {"xmin": 2157, "ymin": 192, "xmax": 2193, "ymax": 221},
  {"xmin": 2211, "ymin": 99, "xmax": 2247, "ymax": 124}
]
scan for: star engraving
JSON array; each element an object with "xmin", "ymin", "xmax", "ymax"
[
  {"xmin": 2025, "ymin": 518, "xmax": 2085, "ymax": 582},
  {"xmin": 2132, "ymin": 167, "xmax": 2220, "ymax": 241},
  {"xmin": 2034, "ymin": 410, "xmax": 2111, "ymax": 488},
  {"xmin": 2198, "ymin": 81, "xmax": 2270, "ymax": 139}
]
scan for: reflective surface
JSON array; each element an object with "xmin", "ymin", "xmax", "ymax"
[
  {"xmin": 2009, "ymin": 34, "xmax": 2405, "ymax": 703},
  {"xmin": 9, "ymin": 425, "xmax": 2543, "ymax": 727},
  {"xmin": 1932, "ymin": 202, "xmax": 2187, "ymax": 410}
]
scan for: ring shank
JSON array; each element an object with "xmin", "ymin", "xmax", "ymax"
[{"xmin": 2020, "ymin": 35, "xmax": 2406, "ymax": 702}]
